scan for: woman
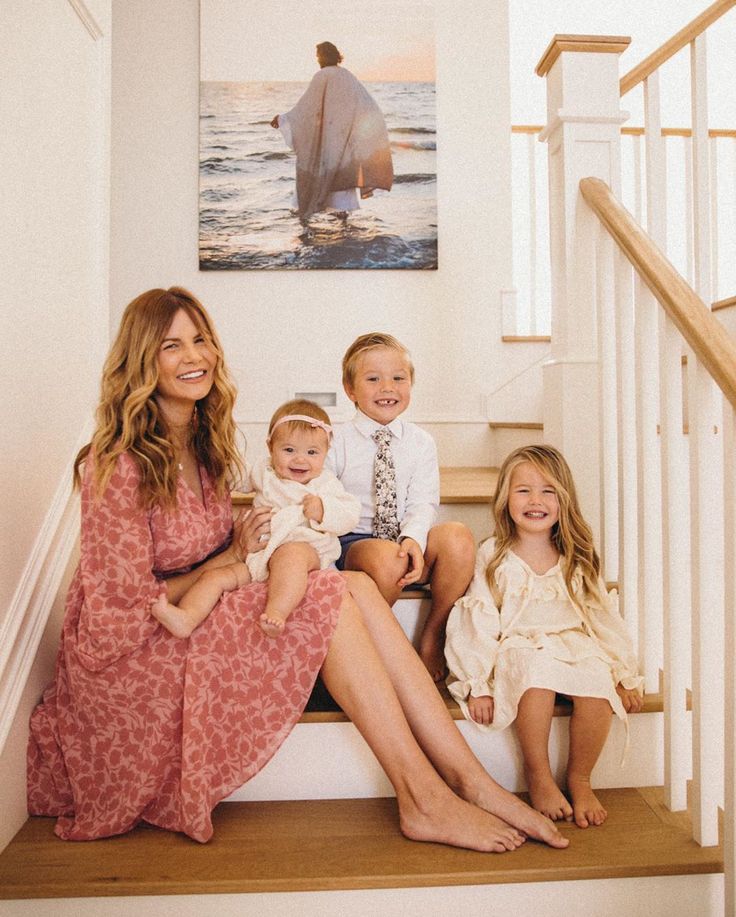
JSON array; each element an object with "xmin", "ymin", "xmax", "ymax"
[
  {"xmin": 270, "ymin": 42, "xmax": 393, "ymax": 220},
  {"xmin": 27, "ymin": 287, "xmax": 567, "ymax": 852}
]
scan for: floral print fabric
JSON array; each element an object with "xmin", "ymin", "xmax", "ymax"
[
  {"xmin": 27, "ymin": 452, "xmax": 344, "ymax": 842},
  {"xmin": 371, "ymin": 428, "xmax": 400, "ymax": 541}
]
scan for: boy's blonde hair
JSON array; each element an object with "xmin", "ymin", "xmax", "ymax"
[
  {"xmin": 486, "ymin": 444, "xmax": 603, "ymax": 613},
  {"xmin": 341, "ymin": 332, "xmax": 415, "ymax": 388},
  {"xmin": 267, "ymin": 398, "xmax": 331, "ymax": 443}
]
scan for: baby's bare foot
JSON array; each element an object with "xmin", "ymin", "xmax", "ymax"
[
  {"xmin": 568, "ymin": 775, "xmax": 607, "ymax": 828},
  {"xmin": 418, "ymin": 629, "xmax": 447, "ymax": 682},
  {"xmin": 526, "ymin": 771, "xmax": 573, "ymax": 822},
  {"xmin": 259, "ymin": 611, "xmax": 286, "ymax": 637}
]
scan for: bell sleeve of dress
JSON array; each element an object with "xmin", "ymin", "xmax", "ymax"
[
  {"xmin": 582, "ymin": 578, "xmax": 644, "ymax": 692},
  {"xmin": 74, "ymin": 453, "xmax": 164, "ymax": 672},
  {"xmin": 445, "ymin": 538, "xmax": 501, "ymax": 703},
  {"xmin": 309, "ymin": 472, "xmax": 361, "ymax": 536}
]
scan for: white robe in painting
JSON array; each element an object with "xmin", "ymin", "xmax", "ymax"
[
  {"xmin": 242, "ymin": 457, "xmax": 361, "ymax": 582},
  {"xmin": 278, "ymin": 65, "xmax": 393, "ymax": 219}
]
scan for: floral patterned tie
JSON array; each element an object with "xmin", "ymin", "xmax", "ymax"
[{"xmin": 372, "ymin": 428, "xmax": 400, "ymax": 541}]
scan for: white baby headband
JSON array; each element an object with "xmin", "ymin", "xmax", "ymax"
[{"xmin": 268, "ymin": 414, "xmax": 333, "ymax": 441}]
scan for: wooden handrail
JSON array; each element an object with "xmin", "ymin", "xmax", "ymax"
[
  {"xmin": 713, "ymin": 295, "xmax": 736, "ymax": 312},
  {"xmin": 511, "ymin": 125, "xmax": 736, "ymax": 138},
  {"xmin": 620, "ymin": 0, "xmax": 736, "ymax": 96},
  {"xmin": 579, "ymin": 177, "xmax": 736, "ymax": 410}
]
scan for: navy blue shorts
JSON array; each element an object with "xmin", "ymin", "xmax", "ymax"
[{"xmin": 335, "ymin": 532, "xmax": 374, "ymax": 570}]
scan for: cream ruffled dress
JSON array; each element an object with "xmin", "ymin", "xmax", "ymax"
[{"xmin": 445, "ymin": 538, "xmax": 643, "ymax": 731}]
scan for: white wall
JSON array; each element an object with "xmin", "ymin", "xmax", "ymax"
[
  {"xmin": 110, "ymin": 0, "xmax": 517, "ymax": 450},
  {"xmin": 0, "ymin": 0, "xmax": 112, "ymax": 849}
]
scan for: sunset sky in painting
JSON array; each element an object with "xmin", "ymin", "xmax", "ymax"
[{"xmin": 201, "ymin": 0, "xmax": 435, "ymax": 83}]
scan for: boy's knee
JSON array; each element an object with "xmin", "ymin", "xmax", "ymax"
[{"xmin": 429, "ymin": 522, "xmax": 475, "ymax": 560}]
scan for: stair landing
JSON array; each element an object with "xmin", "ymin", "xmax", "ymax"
[{"xmin": 0, "ymin": 788, "xmax": 721, "ymax": 901}]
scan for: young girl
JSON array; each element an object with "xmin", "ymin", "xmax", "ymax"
[
  {"xmin": 152, "ymin": 398, "xmax": 360, "ymax": 638},
  {"xmin": 444, "ymin": 445, "xmax": 643, "ymax": 829}
]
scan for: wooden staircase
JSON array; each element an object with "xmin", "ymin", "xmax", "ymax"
[{"xmin": 0, "ymin": 466, "xmax": 724, "ymax": 915}]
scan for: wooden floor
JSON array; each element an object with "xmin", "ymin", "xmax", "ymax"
[
  {"xmin": 0, "ymin": 789, "xmax": 721, "ymax": 900},
  {"xmin": 233, "ymin": 466, "xmax": 499, "ymax": 507}
]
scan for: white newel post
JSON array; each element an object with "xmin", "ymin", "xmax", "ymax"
[{"xmin": 536, "ymin": 36, "xmax": 630, "ymax": 544}]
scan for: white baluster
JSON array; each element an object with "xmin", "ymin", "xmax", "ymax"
[
  {"xmin": 723, "ymin": 401, "xmax": 736, "ymax": 915},
  {"xmin": 635, "ymin": 277, "xmax": 663, "ymax": 692},
  {"xmin": 710, "ymin": 135, "xmax": 719, "ymax": 300},
  {"xmin": 597, "ymin": 230, "xmax": 619, "ymax": 580},
  {"xmin": 659, "ymin": 312, "xmax": 691, "ymax": 811},
  {"xmin": 614, "ymin": 249, "xmax": 639, "ymax": 650},
  {"xmin": 527, "ymin": 131, "xmax": 538, "ymax": 335},
  {"xmin": 643, "ymin": 72, "xmax": 666, "ymax": 248},
  {"xmin": 691, "ymin": 33, "xmax": 712, "ymax": 306}
]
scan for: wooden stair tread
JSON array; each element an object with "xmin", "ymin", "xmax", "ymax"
[
  {"xmin": 301, "ymin": 681, "xmax": 667, "ymax": 724},
  {"xmin": 0, "ymin": 788, "xmax": 721, "ymax": 899},
  {"xmin": 233, "ymin": 467, "xmax": 499, "ymax": 506}
]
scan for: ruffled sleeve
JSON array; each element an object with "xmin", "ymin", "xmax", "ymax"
[
  {"xmin": 578, "ymin": 575, "xmax": 644, "ymax": 692},
  {"xmin": 74, "ymin": 453, "xmax": 163, "ymax": 671},
  {"xmin": 444, "ymin": 538, "xmax": 501, "ymax": 702}
]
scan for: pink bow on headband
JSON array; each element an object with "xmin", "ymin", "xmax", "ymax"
[{"xmin": 268, "ymin": 414, "xmax": 333, "ymax": 439}]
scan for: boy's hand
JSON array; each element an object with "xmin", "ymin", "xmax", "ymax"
[
  {"xmin": 302, "ymin": 494, "xmax": 324, "ymax": 523},
  {"xmin": 468, "ymin": 695, "xmax": 494, "ymax": 725},
  {"xmin": 615, "ymin": 683, "xmax": 643, "ymax": 713},
  {"xmin": 396, "ymin": 537, "xmax": 424, "ymax": 587}
]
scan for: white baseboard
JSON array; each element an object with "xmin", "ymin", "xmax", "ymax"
[{"xmin": 0, "ymin": 434, "xmax": 88, "ymax": 754}]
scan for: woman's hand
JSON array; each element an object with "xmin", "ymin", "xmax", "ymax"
[
  {"xmin": 232, "ymin": 505, "xmax": 272, "ymax": 561},
  {"xmin": 270, "ymin": 115, "xmax": 279, "ymax": 128}
]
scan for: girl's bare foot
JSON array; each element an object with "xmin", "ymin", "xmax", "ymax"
[
  {"xmin": 150, "ymin": 595, "xmax": 196, "ymax": 639},
  {"xmin": 398, "ymin": 786, "xmax": 526, "ymax": 853},
  {"xmin": 567, "ymin": 775, "xmax": 607, "ymax": 828},
  {"xmin": 418, "ymin": 628, "xmax": 447, "ymax": 682},
  {"xmin": 526, "ymin": 770, "xmax": 574, "ymax": 822},
  {"xmin": 259, "ymin": 611, "xmax": 286, "ymax": 637}
]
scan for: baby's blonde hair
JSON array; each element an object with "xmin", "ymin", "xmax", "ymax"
[
  {"xmin": 486, "ymin": 444, "xmax": 603, "ymax": 612},
  {"xmin": 341, "ymin": 332, "xmax": 415, "ymax": 389}
]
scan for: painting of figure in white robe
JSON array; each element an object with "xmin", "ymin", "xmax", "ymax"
[{"xmin": 199, "ymin": 0, "xmax": 437, "ymax": 270}]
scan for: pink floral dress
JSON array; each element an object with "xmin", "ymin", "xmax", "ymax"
[{"xmin": 27, "ymin": 452, "xmax": 345, "ymax": 842}]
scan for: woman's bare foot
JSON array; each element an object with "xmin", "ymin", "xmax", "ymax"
[
  {"xmin": 418, "ymin": 628, "xmax": 447, "ymax": 682},
  {"xmin": 150, "ymin": 595, "xmax": 196, "ymax": 639},
  {"xmin": 567, "ymin": 775, "xmax": 607, "ymax": 828},
  {"xmin": 460, "ymin": 775, "xmax": 570, "ymax": 848},
  {"xmin": 398, "ymin": 786, "xmax": 526, "ymax": 853},
  {"xmin": 526, "ymin": 770, "xmax": 574, "ymax": 822},
  {"xmin": 259, "ymin": 611, "xmax": 286, "ymax": 637}
]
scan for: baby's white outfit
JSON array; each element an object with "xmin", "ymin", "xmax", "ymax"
[
  {"xmin": 445, "ymin": 538, "xmax": 643, "ymax": 731},
  {"xmin": 242, "ymin": 457, "xmax": 361, "ymax": 582}
]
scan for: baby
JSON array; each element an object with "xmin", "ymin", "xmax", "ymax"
[{"xmin": 151, "ymin": 399, "xmax": 360, "ymax": 638}]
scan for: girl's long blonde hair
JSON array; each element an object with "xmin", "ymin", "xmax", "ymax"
[
  {"xmin": 74, "ymin": 287, "xmax": 243, "ymax": 507},
  {"xmin": 486, "ymin": 444, "xmax": 603, "ymax": 611}
]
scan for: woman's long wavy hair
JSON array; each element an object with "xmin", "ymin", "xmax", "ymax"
[
  {"xmin": 74, "ymin": 287, "xmax": 243, "ymax": 507},
  {"xmin": 485, "ymin": 444, "xmax": 603, "ymax": 612}
]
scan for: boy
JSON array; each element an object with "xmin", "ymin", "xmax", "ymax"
[{"xmin": 328, "ymin": 332, "xmax": 475, "ymax": 681}]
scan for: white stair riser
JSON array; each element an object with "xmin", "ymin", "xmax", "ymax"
[{"xmin": 4, "ymin": 873, "xmax": 721, "ymax": 916}]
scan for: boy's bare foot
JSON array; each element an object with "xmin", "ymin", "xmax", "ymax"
[
  {"xmin": 259, "ymin": 611, "xmax": 286, "ymax": 637},
  {"xmin": 150, "ymin": 594, "xmax": 196, "ymax": 639},
  {"xmin": 399, "ymin": 786, "xmax": 526, "ymax": 853},
  {"xmin": 418, "ymin": 629, "xmax": 447, "ymax": 682},
  {"xmin": 526, "ymin": 770, "xmax": 574, "ymax": 822},
  {"xmin": 567, "ymin": 775, "xmax": 607, "ymax": 827}
]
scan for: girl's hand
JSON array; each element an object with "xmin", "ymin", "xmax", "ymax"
[
  {"xmin": 232, "ymin": 505, "xmax": 272, "ymax": 560},
  {"xmin": 616, "ymin": 683, "xmax": 643, "ymax": 713},
  {"xmin": 468, "ymin": 695, "xmax": 494, "ymax": 725},
  {"xmin": 397, "ymin": 537, "xmax": 425, "ymax": 587},
  {"xmin": 302, "ymin": 494, "xmax": 324, "ymax": 523}
]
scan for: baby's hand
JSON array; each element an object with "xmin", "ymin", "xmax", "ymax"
[
  {"xmin": 616, "ymin": 683, "xmax": 643, "ymax": 713},
  {"xmin": 397, "ymin": 537, "xmax": 425, "ymax": 587},
  {"xmin": 302, "ymin": 494, "xmax": 324, "ymax": 523},
  {"xmin": 468, "ymin": 695, "xmax": 494, "ymax": 725}
]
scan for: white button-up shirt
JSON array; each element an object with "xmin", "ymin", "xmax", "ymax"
[{"xmin": 327, "ymin": 410, "xmax": 439, "ymax": 552}]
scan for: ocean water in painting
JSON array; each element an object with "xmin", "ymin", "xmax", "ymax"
[{"xmin": 199, "ymin": 80, "xmax": 437, "ymax": 270}]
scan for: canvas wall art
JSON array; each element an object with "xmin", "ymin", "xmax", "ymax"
[{"xmin": 199, "ymin": 0, "xmax": 437, "ymax": 270}]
